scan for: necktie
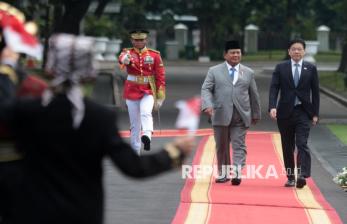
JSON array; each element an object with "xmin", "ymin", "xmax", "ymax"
[
  {"xmin": 294, "ymin": 64, "xmax": 300, "ymax": 87},
  {"xmin": 230, "ymin": 67, "xmax": 236, "ymax": 82},
  {"xmin": 294, "ymin": 64, "xmax": 300, "ymax": 105}
]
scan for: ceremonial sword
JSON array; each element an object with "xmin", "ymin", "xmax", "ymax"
[{"xmin": 157, "ymin": 106, "xmax": 162, "ymax": 135}]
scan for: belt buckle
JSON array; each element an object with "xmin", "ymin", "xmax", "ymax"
[{"xmin": 137, "ymin": 76, "xmax": 145, "ymax": 84}]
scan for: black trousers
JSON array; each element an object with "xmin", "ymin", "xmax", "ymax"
[
  {"xmin": 0, "ymin": 160, "xmax": 22, "ymax": 224},
  {"xmin": 277, "ymin": 105, "xmax": 311, "ymax": 180}
]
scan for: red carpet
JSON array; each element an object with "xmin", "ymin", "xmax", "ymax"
[
  {"xmin": 172, "ymin": 131, "xmax": 343, "ymax": 224},
  {"xmin": 119, "ymin": 128, "xmax": 214, "ymax": 138}
]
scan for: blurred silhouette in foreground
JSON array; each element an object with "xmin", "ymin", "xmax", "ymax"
[
  {"xmin": 0, "ymin": 2, "xmax": 46, "ymax": 223},
  {"xmin": 0, "ymin": 33, "xmax": 195, "ymax": 224}
]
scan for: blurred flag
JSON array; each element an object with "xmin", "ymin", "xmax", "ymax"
[
  {"xmin": 1, "ymin": 11, "xmax": 42, "ymax": 60},
  {"xmin": 175, "ymin": 96, "xmax": 201, "ymax": 134}
]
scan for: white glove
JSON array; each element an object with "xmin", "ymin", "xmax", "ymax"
[
  {"xmin": 156, "ymin": 99, "xmax": 164, "ymax": 108},
  {"xmin": 120, "ymin": 53, "xmax": 131, "ymax": 65}
]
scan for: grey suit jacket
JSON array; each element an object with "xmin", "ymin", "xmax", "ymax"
[{"xmin": 201, "ymin": 62, "xmax": 261, "ymax": 127}]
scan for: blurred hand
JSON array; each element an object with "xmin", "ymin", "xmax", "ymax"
[
  {"xmin": 269, "ymin": 108, "xmax": 277, "ymax": 120},
  {"xmin": 156, "ymin": 99, "xmax": 164, "ymax": 108},
  {"xmin": 173, "ymin": 136, "xmax": 196, "ymax": 156},
  {"xmin": 120, "ymin": 53, "xmax": 131, "ymax": 65},
  {"xmin": 312, "ymin": 116, "xmax": 318, "ymax": 126},
  {"xmin": 203, "ymin": 107, "xmax": 213, "ymax": 117},
  {"xmin": 153, "ymin": 99, "xmax": 164, "ymax": 111}
]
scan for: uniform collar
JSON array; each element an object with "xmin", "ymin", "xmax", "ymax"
[{"xmin": 134, "ymin": 46, "xmax": 148, "ymax": 54}]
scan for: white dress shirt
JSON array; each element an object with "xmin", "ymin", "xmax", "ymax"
[
  {"xmin": 291, "ymin": 59, "xmax": 303, "ymax": 80},
  {"xmin": 226, "ymin": 62, "xmax": 240, "ymax": 85}
]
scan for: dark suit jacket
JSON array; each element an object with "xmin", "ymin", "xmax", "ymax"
[
  {"xmin": 269, "ymin": 60, "xmax": 320, "ymax": 119},
  {"xmin": 1, "ymin": 94, "xmax": 174, "ymax": 224}
]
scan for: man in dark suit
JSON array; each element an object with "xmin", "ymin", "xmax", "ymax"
[
  {"xmin": 0, "ymin": 33, "xmax": 195, "ymax": 224},
  {"xmin": 269, "ymin": 38, "xmax": 320, "ymax": 188}
]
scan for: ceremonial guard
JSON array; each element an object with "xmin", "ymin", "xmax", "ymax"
[{"xmin": 118, "ymin": 29, "xmax": 166, "ymax": 155}]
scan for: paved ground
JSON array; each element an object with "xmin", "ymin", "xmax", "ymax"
[{"xmin": 92, "ymin": 60, "xmax": 347, "ymax": 223}]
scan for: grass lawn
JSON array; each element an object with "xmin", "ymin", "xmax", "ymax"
[
  {"xmin": 326, "ymin": 124, "xmax": 347, "ymax": 146},
  {"xmin": 315, "ymin": 51, "xmax": 342, "ymax": 63},
  {"xmin": 319, "ymin": 71, "xmax": 347, "ymax": 97}
]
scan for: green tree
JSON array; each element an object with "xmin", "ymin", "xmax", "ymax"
[
  {"xmin": 312, "ymin": 0, "xmax": 347, "ymax": 72},
  {"xmin": 84, "ymin": 14, "xmax": 119, "ymax": 38},
  {"xmin": 173, "ymin": 0, "xmax": 254, "ymax": 57},
  {"xmin": 184, "ymin": 1, "xmax": 225, "ymax": 56},
  {"xmin": 331, "ymin": 0, "xmax": 347, "ymax": 72},
  {"xmin": 18, "ymin": 0, "xmax": 112, "ymax": 67},
  {"xmin": 118, "ymin": 0, "xmax": 147, "ymax": 33}
]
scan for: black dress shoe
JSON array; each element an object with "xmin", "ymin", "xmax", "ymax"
[
  {"xmin": 296, "ymin": 177, "xmax": 306, "ymax": 189},
  {"xmin": 141, "ymin": 135, "xmax": 151, "ymax": 151},
  {"xmin": 231, "ymin": 178, "xmax": 241, "ymax": 186},
  {"xmin": 215, "ymin": 177, "xmax": 230, "ymax": 183},
  {"xmin": 284, "ymin": 179, "xmax": 295, "ymax": 187}
]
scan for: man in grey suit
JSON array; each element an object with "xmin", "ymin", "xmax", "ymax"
[{"xmin": 201, "ymin": 40, "xmax": 261, "ymax": 185}]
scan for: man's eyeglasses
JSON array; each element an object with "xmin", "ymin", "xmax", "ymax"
[{"xmin": 290, "ymin": 48, "xmax": 304, "ymax": 52}]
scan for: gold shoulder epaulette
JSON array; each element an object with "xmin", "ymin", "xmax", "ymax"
[
  {"xmin": 0, "ymin": 65, "xmax": 17, "ymax": 84},
  {"xmin": 148, "ymin": 48, "xmax": 160, "ymax": 54}
]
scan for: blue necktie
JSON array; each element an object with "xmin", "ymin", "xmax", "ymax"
[
  {"xmin": 230, "ymin": 67, "xmax": 236, "ymax": 82},
  {"xmin": 294, "ymin": 64, "xmax": 300, "ymax": 87},
  {"xmin": 294, "ymin": 64, "xmax": 300, "ymax": 105}
]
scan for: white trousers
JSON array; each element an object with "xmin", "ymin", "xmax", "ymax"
[{"xmin": 126, "ymin": 94, "xmax": 154, "ymax": 153}]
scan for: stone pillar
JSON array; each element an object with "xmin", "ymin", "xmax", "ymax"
[
  {"xmin": 304, "ymin": 41, "xmax": 319, "ymax": 63},
  {"xmin": 94, "ymin": 37, "xmax": 109, "ymax": 60},
  {"xmin": 165, "ymin": 41, "xmax": 179, "ymax": 60},
  {"xmin": 104, "ymin": 39, "xmax": 122, "ymax": 61},
  {"xmin": 192, "ymin": 29, "xmax": 200, "ymax": 53},
  {"xmin": 244, "ymin": 24, "xmax": 259, "ymax": 53},
  {"xmin": 148, "ymin": 29, "xmax": 157, "ymax": 50},
  {"xmin": 317, "ymin": 25, "xmax": 330, "ymax": 52},
  {"xmin": 174, "ymin": 23, "xmax": 188, "ymax": 52}
]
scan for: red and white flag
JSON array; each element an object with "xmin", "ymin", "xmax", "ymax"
[
  {"xmin": 1, "ymin": 12, "xmax": 42, "ymax": 60},
  {"xmin": 175, "ymin": 96, "xmax": 201, "ymax": 134}
]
